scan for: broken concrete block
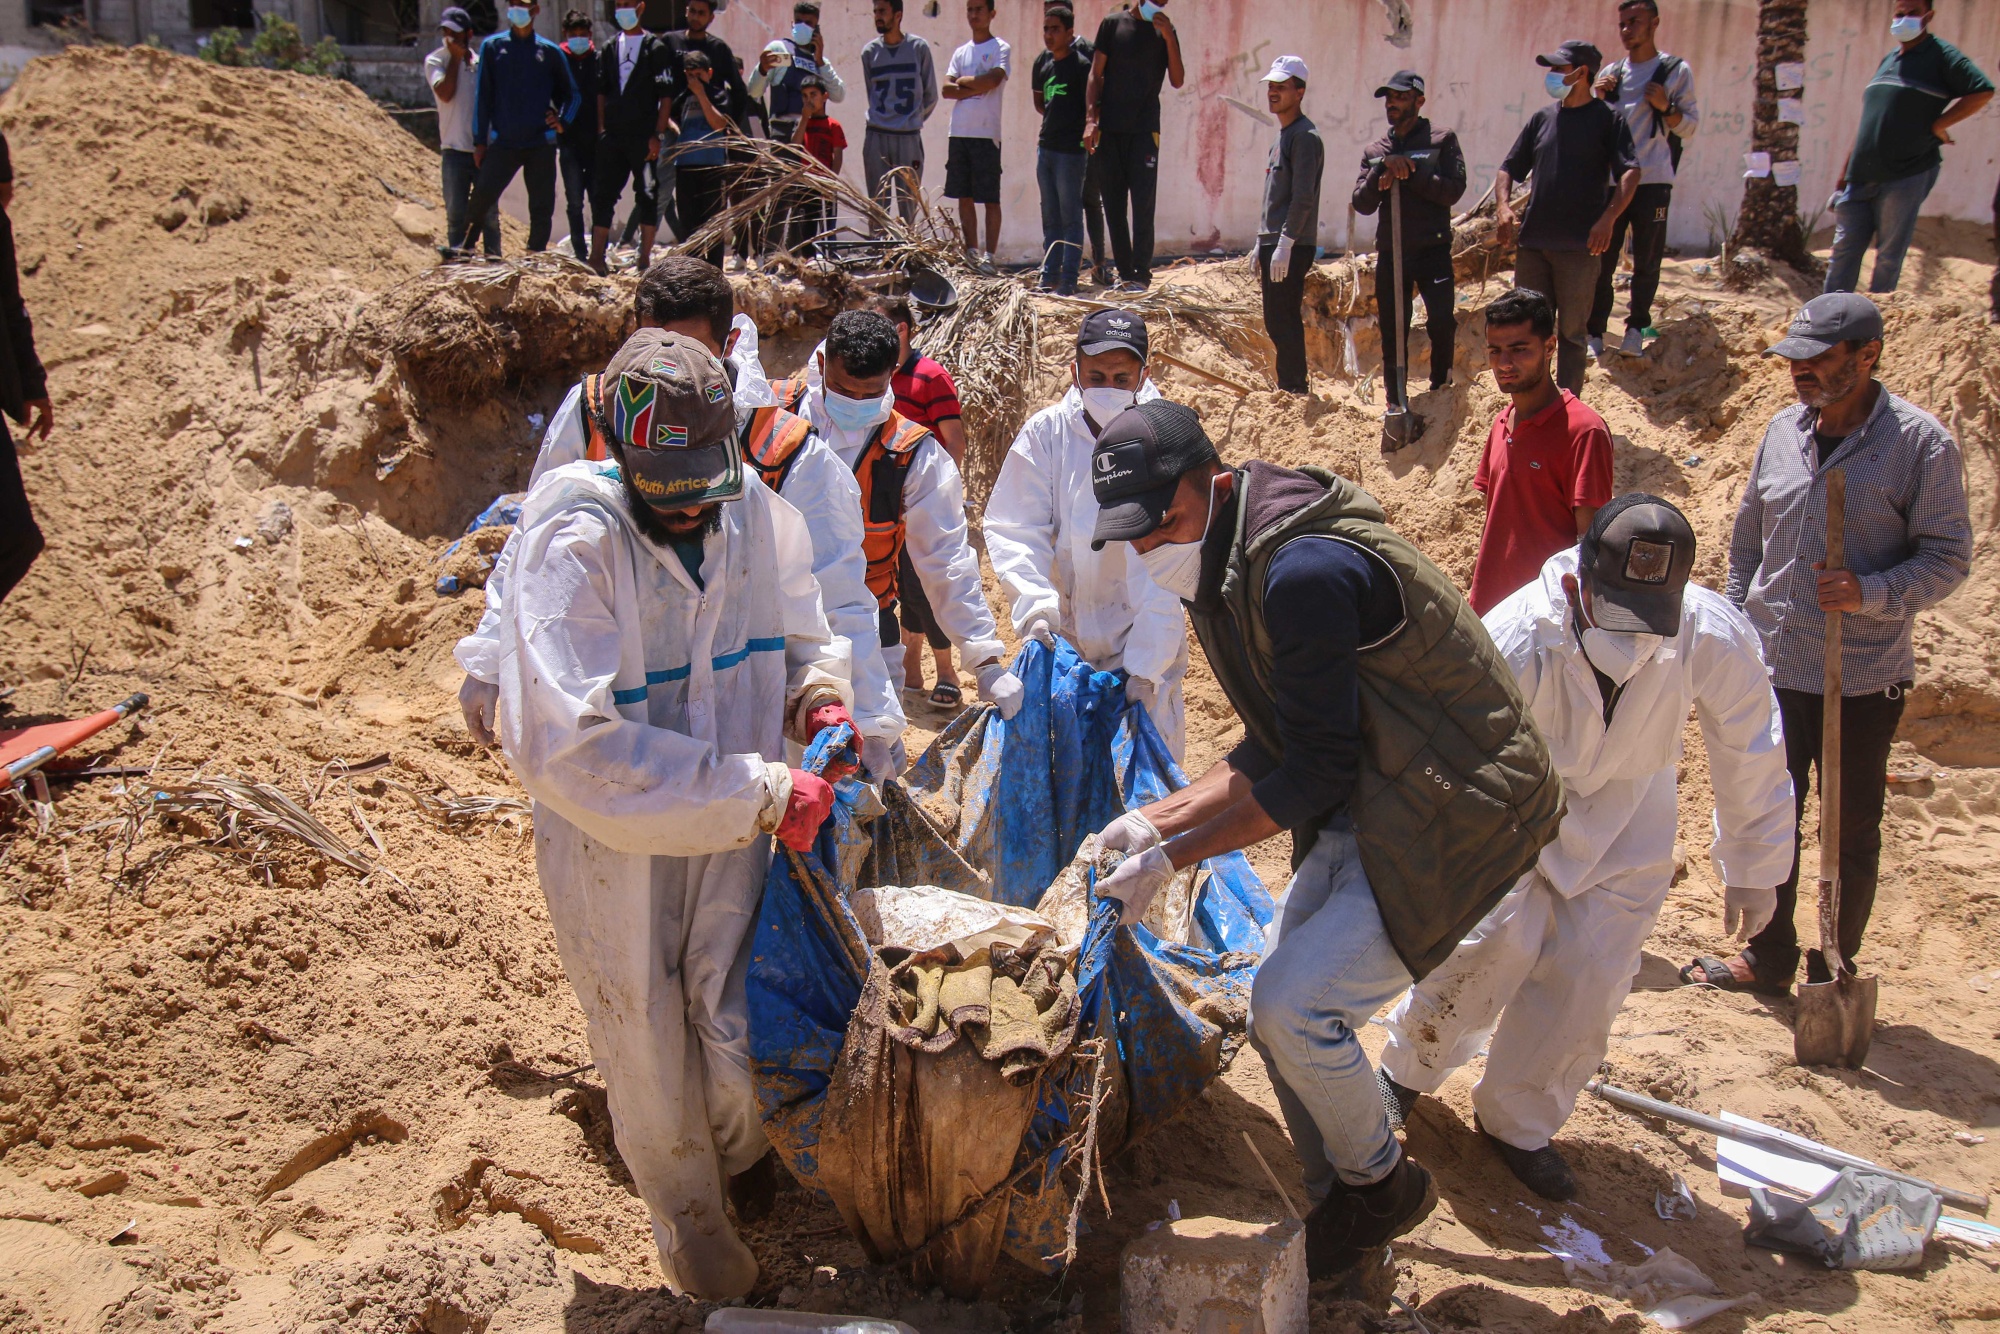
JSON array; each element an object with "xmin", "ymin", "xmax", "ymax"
[{"xmin": 1120, "ymin": 1215, "xmax": 1306, "ymax": 1334}]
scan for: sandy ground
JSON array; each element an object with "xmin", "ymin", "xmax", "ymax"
[{"xmin": 5, "ymin": 45, "xmax": 2000, "ymax": 1333}]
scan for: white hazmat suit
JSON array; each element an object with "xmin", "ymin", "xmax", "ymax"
[
  {"xmin": 793, "ymin": 370, "xmax": 1007, "ymax": 688},
  {"xmin": 457, "ymin": 316, "xmax": 904, "ymax": 749},
  {"xmin": 1381, "ymin": 548, "xmax": 1795, "ymax": 1150},
  {"xmin": 984, "ymin": 384, "xmax": 1190, "ymax": 760},
  {"xmin": 497, "ymin": 459, "xmax": 850, "ymax": 1299}
]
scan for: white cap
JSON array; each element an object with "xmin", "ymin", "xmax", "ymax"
[{"xmin": 1261, "ymin": 55, "xmax": 1309, "ymax": 85}]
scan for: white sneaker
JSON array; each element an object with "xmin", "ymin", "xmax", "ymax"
[
  {"xmin": 1619, "ymin": 327, "xmax": 1646, "ymax": 357},
  {"xmin": 1587, "ymin": 335, "xmax": 1605, "ymax": 359}
]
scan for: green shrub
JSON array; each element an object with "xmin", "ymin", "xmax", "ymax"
[{"xmin": 197, "ymin": 13, "xmax": 346, "ymax": 77}]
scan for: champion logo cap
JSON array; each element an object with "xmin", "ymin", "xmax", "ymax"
[{"xmin": 1089, "ymin": 400, "xmax": 1220, "ymax": 548}]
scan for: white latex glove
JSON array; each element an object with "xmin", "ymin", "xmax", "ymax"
[
  {"xmin": 1096, "ymin": 845, "xmax": 1174, "ymax": 927},
  {"xmin": 1023, "ymin": 616, "xmax": 1056, "ymax": 648},
  {"xmin": 1271, "ymin": 234, "xmax": 1296, "ymax": 275},
  {"xmin": 1126, "ymin": 675, "xmax": 1160, "ymax": 718},
  {"xmin": 1096, "ymin": 809, "xmax": 1161, "ymax": 857},
  {"xmin": 1724, "ymin": 884, "xmax": 1777, "ymax": 940},
  {"xmin": 976, "ymin": 662, "xmax": 1025, "ymax": 720},
  {"xmin": 862, "ymin": 735, "xmax": 907, "ymax": 783},
  {"xmin": 459, "ymin": 675, "xmax": 499, "ymax": 746}
]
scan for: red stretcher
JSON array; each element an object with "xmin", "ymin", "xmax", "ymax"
[{"xmin": 2, "ymin": 693, "xmax": 149, "ymax": 789}]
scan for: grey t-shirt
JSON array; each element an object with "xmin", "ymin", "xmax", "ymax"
[
  {"xmin": 861, "ymin": 33, "xmax": 939, "ymax": 134},
  {"xmin": 1260, "ymin": 115, "xmax": 1325, "ymax": 246}
]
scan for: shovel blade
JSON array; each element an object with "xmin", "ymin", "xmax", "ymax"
[
  {"xmin": 1381, "ymin": 409, "xmax": 1424, "ymax": 452},
  {"xmin": 1793, "ymin": 972, "xmax": 1879, "ymax": 1069}
]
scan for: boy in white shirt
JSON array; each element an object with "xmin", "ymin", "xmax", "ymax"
[{"xmin": 941, "ymin": 0, "xmax": 1010, "ymax": 269}]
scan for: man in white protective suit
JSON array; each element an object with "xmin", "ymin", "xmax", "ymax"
[
  {"xmin": 776, "ymin": 308, "xmax": 1024, "ymax": 720},
  {"xmin": 1378, "ymin": 495, "xmax": 1795, "ymax": 1200},
  {"xmin": 496, "ymin": 329, "xmax": 855, "ymax": 1298},
  {"xmin": 984, "ymin": 308, "xmax": 1190, "ymax": 759},
  {"xmin": 456, "ymin": 257, "xmax": 907, "ymax": 778}
]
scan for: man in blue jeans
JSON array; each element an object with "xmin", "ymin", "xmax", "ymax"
[
  {"xmin": 459, "ymin": 0, "xmax": 580, "ymax": 255},
  {"xmin": 1086, "ymin": 401, "xmax": 1560, "ymax": 1283},
  {"xmin": 427, "ymin": 7, "xmax": 500, "ymax": 259},
  {"xmin": 1032, "ymin": 5, "xmax": 1091, "ymax": 294},
  {"xmin": 1824, "ymin": 0, "xmax": 1991, "ymax": 295}
]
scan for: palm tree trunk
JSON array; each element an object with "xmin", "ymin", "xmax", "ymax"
[{"xmin": 1731, "ymin": 0, "xmax": 1814, "ymax": 268}]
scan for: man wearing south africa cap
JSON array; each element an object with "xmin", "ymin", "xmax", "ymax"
[
  {"xmin": 493, "ymin": 327, "xmax": 855, "ymax": 1300},
  {"xmin": 1083, "ymin": 399, "xmax": 1561, "ymax": 1281},
  {"xmin": 1381, "ymin": 495, "xmax": 1794, "ymax": 1204}
]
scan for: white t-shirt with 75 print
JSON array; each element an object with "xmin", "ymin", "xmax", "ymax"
[{"xmin": 946, "ymin": 35, "xmax": 1010, "ymax": 141}]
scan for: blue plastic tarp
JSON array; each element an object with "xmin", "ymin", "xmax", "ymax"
[{"xmin": 747, "ymin": 639, "xmax": 1273, "ymax": 1271}]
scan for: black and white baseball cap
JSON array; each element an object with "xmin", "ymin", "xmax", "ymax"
[
  {"xmin": 1089, "ymin": 401, "xmax": 1219, "ymax": 548},
  {"xmin": 1536, "ymin": 40, "xmax": 1603, "ymax": 71},
  {"xmin": 1764, "ymin": 292, "xmax": 1885, "ymax": 360},
  {"xmin": 1578, "ymin": 494, "xmax": 1697, "ymax": 636},
  {"xmin": 1077, "ymin": 308, "xmax": 1149, "ymax": 360}
]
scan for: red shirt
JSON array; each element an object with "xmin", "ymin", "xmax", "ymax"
[
  {"xmin": 800, "ymin": 114, "xmax": 846, "ymax": 169},
  {"xmin": 892, "ymin": 352, "xmax": 962, "ymax": 431},
  {"xmin": 1468, "ymin": 389, "xmax": 1614, "ymax": 615}
]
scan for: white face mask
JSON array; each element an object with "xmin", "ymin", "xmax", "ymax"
[
  {"xmin": 792, "ymin": 20, "xmax": 816, "ymax": 45},
  {"xmin": 1080, "ymin": 385, "xmax": 1138, "ymax": 428},
  {"xmin": 1134, "ymin": 473, "xmax": 1222, "ymax": 602},
  {"xmin": 1890, "ymin": 14, "xmax": 1925, "ymax": 42},
  {"xmin": 1580, "ymin": 627, "xmax": 1662, "ymax": 686},
  {"xmin": 614, "ymin": 6, "xmax": 639, "ymax": 29}
]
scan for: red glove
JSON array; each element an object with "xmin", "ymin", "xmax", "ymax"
[
  {"xmin": 806, "ymin": 701, "xmax": 855, "ymax": 735},
  {"xmin": 775, "ymin": 770, "xmax": 835, "ymax": 851},
  {"xmin": 805, "ymin": 701, "xmax": 859, "ymax": 780}
]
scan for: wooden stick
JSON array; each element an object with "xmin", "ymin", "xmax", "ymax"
[
  {"xmin": 1153, "ymin": 349, "xmax": 1260, "ymax": 397},
  {"xmin": 1241, "ymin": 1131, "xmax": 1304, "ymax": 1223}
]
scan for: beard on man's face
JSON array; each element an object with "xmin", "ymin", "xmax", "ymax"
[
  {"xmin": 617, "ymin": 467, "xmax": 724, "ymax": 546},
  {"xmin": 1794, "ymin": 356, "xmax": 1862, "ymax": 409}
]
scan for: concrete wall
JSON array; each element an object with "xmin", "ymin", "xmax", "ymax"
[{"xmin": 706, "ymin": 0, "xmax": 2000, "ymax": 262}]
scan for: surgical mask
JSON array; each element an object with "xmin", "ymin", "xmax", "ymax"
[
  {"xmin": 1080, "ymin": 385, "xmax": 1138, "ymax": 428},
  {"xmin": 1135, "ymin": 473, "xmax": 1222, "ymax": 603},
  {"xmin": 820, "ymin": 385, "xmax": 893, "ymax": 435},
  {"xmin": 792, "ymin": 20, "xmax": 815, "ymax": 45},
  {"xmin": 563, "ymin": 35, "xmax": 590, "ymax": 52},
  {"xmin": 506, "ymin": 4, "xmax": 532, "ymax": 27},
  {"xmin": 1545, "ymin": 71, "xmax": 1572, "ymax": 99},
  {"xmin": 1890, "ymin": 14, "xmax": 1925, "ymax": 42},
  {"xmin": 614, "ymin": 6, "xmax": 639, "ymax": 28},
  {"xmin": 1137, "ymin": 1, "xmax": 1163, "ymax": 19},
  {"xmin": 1580, "ymin": 627, "xmax": 1662, "ymax": 686}
]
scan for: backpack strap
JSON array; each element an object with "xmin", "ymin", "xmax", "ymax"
[
  {"xmin": 862, "ymin": 415, "xmax": 929, "ymax": 524},
  {"xmin": 770, "ymin": 376, "xmax": 812, "ymax": 414},
  {"xmin": 742, "ymin": 405, "xmax": 814, "ymax": 492}
]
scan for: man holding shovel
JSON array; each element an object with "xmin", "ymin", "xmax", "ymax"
[
  {"xmin": 1682, "ymin": 294, "xmax": 1972, "ymax": 998},
  {"xmin": 1352, "ymin": 71, "xmax": 1465, "ymax": 416}
]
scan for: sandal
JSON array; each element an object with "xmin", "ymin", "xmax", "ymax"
[
  {"xmin": 927, "ymin": 681, "xmax": 963, "ymax": 708},
  {"xmin": 1678, "ymin": 955, "xmax": 1792, "ymax": 997}
]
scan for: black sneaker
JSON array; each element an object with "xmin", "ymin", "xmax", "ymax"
[
  {"xmin": 1477, "ymin": 1119, "xmax": 1577, "ymax": 1201},
  {"xmin": 1303, "ymin": 1152, "xmax": 1437, "ymax": 1282},
  {"xmin": 1377, "ymin": 1068, "xmax": 1422, "ymax": 1132}
]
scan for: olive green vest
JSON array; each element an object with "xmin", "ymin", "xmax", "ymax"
[{"xmin": 1189, "ymin": 462, "xmax": 1563, "ymax": 981}]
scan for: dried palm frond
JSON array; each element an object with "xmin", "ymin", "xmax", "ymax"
[
  {"xmin": 381, "ymin": 778, "xmax": 531, "ymax": 827},
  {"xmin": 145, "ymin": 775, "xmax": 377, "ymax": 876}
]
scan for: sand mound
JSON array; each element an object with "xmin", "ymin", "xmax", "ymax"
[{"xmin": 4, "ymin": 47, "xmax": 2000, "ymax": 1334}]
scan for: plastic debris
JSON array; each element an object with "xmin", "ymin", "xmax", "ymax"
[
  {"xmin": 1656, "ymin": 1173, "xmax": 1697, "ymax": 1222},
  {"xmin": 231, "ymin": 535, "xmax": 254, "ymax": 551},
  {"xmin": 1557, "ymin": 1246, "xmax": 1746, "ymax": 1326},
  {"xmin": 1956, "ymin": 1131, "xmax": 1987, "ymax": 1146},
  {"xmin": 1746, "ymin": 1168, "xmax": 1941, "ymax": 1271},
  {"xmin": 435, "ymin": 574, "xmax": 463, "ymax": 596},
  {"xmin": 1683, "ymin": 454, "xmax": 1703, "ymax": 468}
]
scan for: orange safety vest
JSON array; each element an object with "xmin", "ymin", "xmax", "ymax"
[
  {"xmin": 581, "ymin": 373, "xmax": 610, "ymax": 462},
  {"xmin": 771, "ymin": 376, "xmax": 931, "ymax": 609}
]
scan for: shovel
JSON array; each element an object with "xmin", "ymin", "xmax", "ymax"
[
  {"xmin": 1794, "ymin": 468, "xmax": 1879, "ymax": 1069},
  {"xmin": 1380, "ymin": 174, "xmax": 1424, "ymax": 451}
]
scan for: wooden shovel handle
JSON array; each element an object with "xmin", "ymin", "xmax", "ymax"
[{"xmin": 1820, "ymin": 469, "xmax": 1844, "ymax": 976}]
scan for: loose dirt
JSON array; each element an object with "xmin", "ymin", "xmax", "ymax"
[{"xmin": 4, "ymin": 46, "xmax": 2000, "ymax": 1333}]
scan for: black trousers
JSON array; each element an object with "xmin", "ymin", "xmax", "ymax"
[
  {"xmin": 1589, "ymin": 183, "xmax": 1673, "ymax": 338},
  {"xmin": 1258, "ymin": 240, "xmax": 1313, "ymax": 393},
  {"xmin": 1083, "ymin": 148, "xmax": 1107, "ymax": 269},
  {"xmin": 677, "ymin": 162, "xmax": 729, "ymax": 268},
  {"xmin": 1745, "ymin": 685, "xmax": 1907, "ymax": 981},
  {"xmin": 462, "ymin": 144, "xmax": 559, "ymax": 253},
  {"xmin": 592, "ymin": 134, "xmax": 660, "ymax": 231},
  {"xmin": 559, "ymin": 139, "xmax": 594, "ymax": 259},
  {"xmin": 0, "ymin": 419, "xmax": 43, "ymax": 605},
  {"xmin": 1096, "ymin": 130, "xmax": 1159, "ymax": 285},
  {"xmin": 1373, "ymin": 241, "xmax": 1457, "ymax": 402}
]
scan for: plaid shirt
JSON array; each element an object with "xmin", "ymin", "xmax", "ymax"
[{"xmin": 1726, "ymin": 385, "xmax": 1972, "ymax": 695}]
